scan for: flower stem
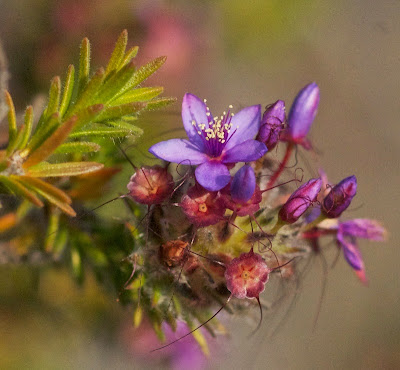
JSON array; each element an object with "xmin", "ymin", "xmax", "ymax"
[
  {"xmin": 267, "ymin": 143, "xmax": 294, "ymax": 189},
  {"xmin": 270, "ymin": 218, "xmax": 285, "ymax": 234},
  {"xmin": 302, "ymin": 213, "xmax": 326, "ymax": 232}
]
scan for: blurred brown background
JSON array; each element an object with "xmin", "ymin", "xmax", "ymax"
[{"xmin": 0, "ymin": 0, "xmax": 399, "ymax": 369}]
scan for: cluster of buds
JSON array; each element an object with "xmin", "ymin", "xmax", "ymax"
[{"xmin": 114, "ymin": 86, "xmax": 385, "ymax": 354}]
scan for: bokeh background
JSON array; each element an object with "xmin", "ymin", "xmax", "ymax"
[{"xmin": 0, "ymin": 0, "xmax": 399, "ymax": 369}]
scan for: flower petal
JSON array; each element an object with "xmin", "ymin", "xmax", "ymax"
[
  {"xmin": 195, "ymin": 161, "xmax": 231, "ymax": 191},
  {"xmin": 223, "ymin": 140, "xmax": 267, "ymax": 164},
  {"xmin": 224, "ymin": 105, "xmax": 261, "ymax": 150},
  {"xmin": 339, "ymin": 219, "xmax": 387, "ymax": 241},
  {"xmin": 181, "ymin": 93, "xmax": 208, "ymax": 150},
  {"xmin": 231, "ymin": 165, "xmax": 256, "ymax": 203},
  {"xmin": 338, "ymin": 234, "xmax": 364, "ymax": 271},
  {"xmin": 149, "ymin": 139, "xmax": 207, "ymax": 165}
]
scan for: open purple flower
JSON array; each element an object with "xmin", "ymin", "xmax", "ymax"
[
  {"xmin": 336, "ymin": 219, "xmax": 386, "ymax": 284},
  {"xmin": 149, "ymin": 93, "xmax": 267, "ymax": 191}
]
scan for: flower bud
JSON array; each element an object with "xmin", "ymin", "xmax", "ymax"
[
  {"xmin": 286, "ymin": 82, "xmax": 320, "ymax": 145},
  {"xmin": 278, "ymin": 178, "xmax": 322, "ymax": 224},
  {"xmin": 256, "ymin": 100, "xmax": 285, "ymax": 150},
  {"xmin": 231, "ymin": 165, "xmax": 256, "ymax": 203},
  {"xmin": 127, "ymin": 166, "xmax": 173, "ymax": 205},
  {"xmin": 180, "ymin": 185, "xmax": 226, "ymax": 227},
  {"xmin": 221, "ymin": 184, "xmax": 262, "ymax": 217},
  {"xmin": 159, "ymin": 240, "xmax": 188, "ymax": 268},
  {"xmin": 323, "ymin": 175, "xmax": 357, "ymax": 218},
  {"xmin": 224, "ymin": 249, "xmax": 270, "ymax": 299}
]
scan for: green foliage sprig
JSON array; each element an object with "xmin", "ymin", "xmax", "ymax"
[{"xmin": 0, "ymin": 30, "xmax": 174, "ymax": 216}]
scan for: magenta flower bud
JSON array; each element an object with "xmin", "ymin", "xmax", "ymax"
[
  {"xmin": 286, "ymin": 82, "xmax": 320, "ymax": 145},
  {"xmin": 231, "ymin": 165, "xmax": 256, "ymax": 203},
  {"xmin": 279, "ymin": 178, "xmax": 322, "ymax": 224},
  {"xmin": 323, "ymin": 175, "xmax": 357, "ymax": 218},
  {"xmin": 256, "ymin": 100, "xmax": 285, "ymax": 150}
]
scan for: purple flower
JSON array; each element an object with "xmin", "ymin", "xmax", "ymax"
[
  {"xmin": 339, "ymin": 219, "xmax": 387, "ymax": 242},
  {"xmin": 336, "ymin": 219, "xmax": 386, "ymax": 284},
  {"xmin": 149, "ymin": 93, "xmax": 267, "ymax": 191},
  {"xmin": 323, "ymin": 175, "xmax": 357, "ymax": 218},
  {"xmin": 256, "ymin": 100, "xmax": 285, "ymax": 150},
  {"xmin": 231, "ymin": 165, "xmax": 256, "ymax": 203},
  {"xmin": 284, "ymin": 82, "xmax": 320, "ymax": 148},
  {"xmin": 279, "ymin": 178, "xmax": 322, "ymax": 224}
]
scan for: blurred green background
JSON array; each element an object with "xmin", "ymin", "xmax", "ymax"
[{"xmin": 0, "ymin": 0, "xmax": 399, "ymax": 368}]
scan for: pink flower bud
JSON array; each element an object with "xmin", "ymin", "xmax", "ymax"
[
  {"xmin": 278, "ymin": 178, "xmax": 322, "ymax": 224},
  {"xmin": 127, "ymin": 166, "xmax": 173, "ymax": 205},
  {"xmin": 220, "ymin": 183, "xmax": 262, "ymax": 217},
  {"xmin": 224, "ymin": 249, "xmax": 270, "ymax": 299},
  {"xmin": 180, "ymin": 185, "xmax": 226, "ymax": 227}
]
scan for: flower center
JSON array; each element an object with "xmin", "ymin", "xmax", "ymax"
[
  {"xmin": 241, "ymin": 270, "xmax": 251, "ymax": 280},
  {"xmin": 198, "ymin": 203, "xmax": 208, "ymax": 213},
  {"xmin": 147, "ymin": 185, "xmax": 158, "ymax": 195},
  {"xmin": 191, "ymin": 100, "xmax": 237, "ymax": 157}
]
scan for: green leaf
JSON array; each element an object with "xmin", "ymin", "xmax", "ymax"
[
  {"xmin": 23, "ymin": 116, "xmax": 77, "ymax": 168},
  {"xmin": 105, "ymin": 29, "xmax": 128, "ymax": 76},
  {"xmin": 66, "ymin": 68, "xmax": 105, "ymax": 117},
  {"xmin": 17, "ymin": 175, "xmax": 76, "ymax": 216},
  {"xmin": 145, "ymin": 97, "xmax": 177, "ymax": 111},
  {"xmin": 0, "ymin": 175, "xmax": 44, "ymax": 207},
  {"xmin": 5, "ymin": 91, "xmax": 17, "ymax": 154},
  {"xmin": 18, "ymin": 106, "xmax": 33, "ymax": 150},
  {"xmin": 133, "ymin": 306, "xmax": 143, "ymax": 328},
  {"xmin": 42, "ymin": 76, "xmax": 61, "ymax": 122},
  {"xmin": 106, "ymin": 120, "xmax": 141, "ymax": 131},
  {"xmin": 17, "ymin": 175, "xmax": 72, "ymax": 204},
  {"xmin": 114, "ymin": 56, "xmax": 166, "ymax": 98},
  {"xmin": 8, "ymin": 124, "xmax": 26, "ymax": 154},
  {"xmin": 110, "ymin": 86, "xmax": 163, "ymax": 106},
  {"xmin": 27, "ymin": 161, "xmax": 104, "ymax": 177},
  {"xmin": 189, "ymin": 323, "xmax": 210, "ymax": 357},
  {"xmin": 131, "ymin": 56, "xmax": 167, "ymax": 87},
  {"xmin": 54, "ymin": 141, "xmax": 101, "ymax": 154},
  {"xmin": 77, "ymin": 37, "xmax": 91, "ymax": 95},
  {"xmin": 72, "ymin": 104, "xmax": 104, "ymax": 131},
  {"xmin": 95, "ymin": 61, "xmax": 136, "ymax": 104},
  {"xmin": 45, "ymin": 208, "xmax": 61, "ymax": 252},
  {"xmin": 59, "ymin": 65, "xmax": 75, "ymax": 117},
  {"xmin": 69, "ymin": 125, "xmax": 142, "ymax": 139},
  {"xmin": 96, "ymin": 102, "xmax": 146, "ymax": 122},
  {"xmin": 71, "ymin": 245, "xmax": 84, "ymax": 283},
  {"xmin": 26, "ymin": 112, "xmax": 61, "ymax": 155},
  {"xmin": 120, "ymin": 46, "xmax": 139, "ymax": 68}
]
